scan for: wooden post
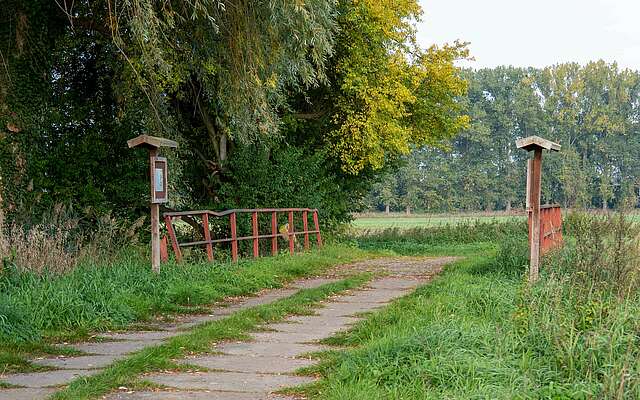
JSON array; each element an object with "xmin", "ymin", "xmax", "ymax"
[
  {"xmin": 288, "ymin": 211, "xmax": 295, "ymax": 255},
  {"xmin": 127, "ymin": 134, "xmax": 177, "ymax": 273},
  {"xmin": 271, "ymin": 211, "xmax": 278, "ymax": 256},
  {"xmin": 149, "ymin": 148, "xmax": 161, "ymax": 273},
  {"xmin": 313, "ymin": 210, "xmax": 322, "ymax": 248},
  {"xmin": 516, "ymin": 135, "xmax": 560, "ymax": 284},
  {"xmin": 230, "ymin": 212, "xmax": 238, "ymax": 262},
  {"xmin": 529, "ymin": 148, "xmax": 542, "ymax": 283},
  {"xmin": 302, "ymin": 210, "xmax": 310, "ymax": 250},
  {"xmin": 252, "ymin": 211, "xmax": 259, "ymax": 258},
  {"xmin": 203, "ymin": 213, "xmax": 213, "ymax": 262}
]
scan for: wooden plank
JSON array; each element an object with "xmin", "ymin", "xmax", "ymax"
[
  {"xmin": 313, "ymin": 211, "xmax": 322, "ymax": 248},
  {"xmin": 203, "ymin": 213, "xmax": 213, "ymax": 261},
  {"xmin": 252, "ymin": 212, "xmax": 259, "ymax": 258},
  {"xmin": 288, "ymin": 211, "xmax": 295, "ymax": 255},
  {"xmin": 271, "ymin": 212, "xmax": 278, "ymax": 256},
  {"xmin": 302, "ymin": 211, "xmax": 309, "ymax": 250},
  {"xmin": 164, "ymin": 215, "xmax": 182, "ymax": 263},
  {"xmin": 230, "ymin": 212, "xmax": 238, "ymax": 262}
]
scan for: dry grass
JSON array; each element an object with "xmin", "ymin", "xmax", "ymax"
[{"xmin": 0, "ymin": 205, "xmax": 145, "ymax": 274}]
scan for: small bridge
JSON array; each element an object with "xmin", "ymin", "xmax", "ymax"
[{"xmin": 162, "ymin": 208, "xmax": 322, "ymax": 263}]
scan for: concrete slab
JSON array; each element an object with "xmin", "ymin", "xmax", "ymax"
[
  {"xmin": 264, "ymin": 321, "xmax": 353, "ymax": 336},
  {"xmin": 368, "ymin": 278, "xmax": 421, "ymax": 290},
  {"xmin": 185, "ymin": 354, "xmax": 315, "ymax": 374},
  {"xmin": 217, "ymin": 342, "xmax": 325, "ymax": 358},
  {"xmin": 250, "ymin": 330, "xmax": 329, "ymax": 344},
  {"xmin": 290, "ymin": 278, "xmax": 339, "ymax": 289},
  {"xmin": 32, "ymin": 354, "xmax": 118, "ymax": 370},
  {"xmin": 105, "ymin": 391, "xmax": 290, "ymax": 400},
  {"xmin": 71, "ymin": 340, "xmax": 161, "ymax": 355},
  {"xmin": 99, "ymin": 331, "xmax": 175, "ymax": 341},
  {"xmin": 0, "ymin": 369, "xmax": 98, "ymax": 388},
  {"xmin": 315, "ymin": 302, "xmax": 383, "ymax": 317},
  {"xmin": 286, "ymin": 315, "xmax": 360, "ymax": 327},
  {"xmin": 0, "ymin": 388, "xmax": 57, "ymax": 400},
  {"xmin": 147, "ymin": 371, "xmax": 315, "ymax": 393},
  {"xmin": 336, "ymin": 289, "xmax": 410, "ymax": 303}
]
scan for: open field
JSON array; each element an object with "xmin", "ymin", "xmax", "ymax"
[{"xmin": 352, "ymin": 212, "xmax": 526, "ymax": 229}]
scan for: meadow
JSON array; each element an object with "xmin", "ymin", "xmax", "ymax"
[{"xmin": 352, "ymin": 212, "xmax": 526, "ymax": 230}]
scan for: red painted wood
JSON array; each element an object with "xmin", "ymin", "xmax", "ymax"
[
  {"xmin": 313, "ymin": 211, "xmax": 322, "ymax": 247},
  {"xmin": 302, "ymin": 211, "xmax": 309, "ymax": 250},
  {"xmin": 230, "ymin": 212, "xmax": 238, "ymax": 262},
  {"xmin": 252, "ymin": 212, "xmax": 259, "ymax": 258},
  {"xmin": 288, "ymin": 211, "xmax": 295, "ymax": 255},
  {"xmin": 271, "ymin": 211, "xmax": 278, "ymax": 256},
  {"xmin": 161, "ymin": 208, "xmax": 322, "ymax": 263},
  {"xmin": 202, "ymin": 213, "xmax": 213, "ymax": 262},
  {"xmin": 160, "ymin": 235, "xmax": 168, "ymax": 262},
  {"xmin": 164, "ymin": 216, "xmax": 183, "ymax": 263}
]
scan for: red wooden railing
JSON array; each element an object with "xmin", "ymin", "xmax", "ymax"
[
  {"xmin": 529, "ymin": 205, "xmax": 563, "ymax": 255},
  {"xmin": 161, "ymin": 208, "xmax": 322, "ymax": 263}
]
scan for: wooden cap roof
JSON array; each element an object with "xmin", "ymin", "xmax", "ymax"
[
  {"xmin": 127, "ymin": 135, "xmax": 178, "ymax": 150},
  {"xmin": 516, "ymin": 136, "xmax": 561, "ymax": 152}
]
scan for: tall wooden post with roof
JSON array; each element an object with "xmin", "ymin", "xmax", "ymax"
[
  {"xmin": 516, "ymin": 136, "xmax": 560, "ymax": 283},
  {"xmin": 128, "ymin": 135, "xmax": 178, "ymax": 273}
]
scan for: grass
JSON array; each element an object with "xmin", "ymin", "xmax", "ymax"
[
  {"xmin": 300, "ymin": 215, "xmax": 640, "ymax": 399},
  {"xmin": 352, "ymin": 214, "xmax": 525, "ymax": 230},
  {"xmin": 0, "ymin": 244, "xmax": 375, "ymax": 374},
  {"xmin": 50, "ymin": 274, "xmax": 372, "ymax": 400}
]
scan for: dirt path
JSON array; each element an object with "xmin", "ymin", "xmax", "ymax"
[{"xmin": 0, "ymin": 257, "xmax": 456, "ymax": 400}]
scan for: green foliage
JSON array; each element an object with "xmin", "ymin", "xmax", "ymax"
[
  {"xmin": 328, "ymin": 0, "xmax": 469, "ymax": 174},
  {"xmin": 368, "ymin": 62, "xmax": 640, "ymax": 212}
]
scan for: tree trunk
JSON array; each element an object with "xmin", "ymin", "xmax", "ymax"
[
  {"xmin": 405, "ymin": 205, "xmax": 410, "ymax": 215},
  {"xmin": 602, "ymin": 200, "xmax": 607, "ymax": 211},
  {"xmin": 506, "ymin": 199, "xmax": 512, "ymax": 213},
  {"xmin": 385, "ymin": 204, "xmax": 390, "ymax": 214}
]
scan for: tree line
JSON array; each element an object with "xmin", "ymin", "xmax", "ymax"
[
  {"xmin": 368, "ymin": 62, "xmax": 640, "ymax": 213},
  {"xmin": 0, "ymin": 0, "xmax": 468, "ymax": 226}
]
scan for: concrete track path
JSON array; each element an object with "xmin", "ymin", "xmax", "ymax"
[{"xmin": 0, "ymin": 257, "xmax": 456, "ymax": 400}]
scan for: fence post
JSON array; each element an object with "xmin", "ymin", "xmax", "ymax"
[
  {"xmin": 230, "ymin": 212, "xmax": 238, "ymax": 262},
  {"xmin": 288, "ymin": 210, "xmax": 295, "ymax": 255},
  {"xmin": 313, "ymin": 210, "xmax": 322, "ymax": 248},
  {"xmin": 252, "ymin": 211, "xmax": 259, "ymax": 258},
  {"xmin": 164, "ymin": 215, "xmax": 183, "ymax": 263},
  {"xmin": 202, "ymin": 213, "xmax": 213, "ymax": 262},
  {"xmin": 302, "ymin": 210, "xmax": 310, "ymax": 250},
  {"xmin": 271, "ymin": 211, "xmax": 278, "ymax": 256}
]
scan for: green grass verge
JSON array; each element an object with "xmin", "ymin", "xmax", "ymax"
[
  {"xmin": 50, "ymin": 274, "xmax": 372, "ymax": 400},
  {"xmin": 0, "ymin": 244, "xmax": 374, "ymax": 374}
]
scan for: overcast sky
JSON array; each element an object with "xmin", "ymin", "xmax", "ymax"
[{"xmin": 416, "ymin": 0, "xmax": 640, "ymax": 70}]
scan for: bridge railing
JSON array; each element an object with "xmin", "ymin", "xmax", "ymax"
[{"xmin": 161, "ymin": 208, "xmax": 322, "ymax": 263}]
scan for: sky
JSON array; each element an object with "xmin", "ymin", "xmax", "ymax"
[{"xmin": 416, "ymin": 0, "xmax": 640, "ymax": 70}]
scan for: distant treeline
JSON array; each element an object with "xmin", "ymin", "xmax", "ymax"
[{"xmin": 368, "ymin": 62, "xmax": 640, "ymax": 213}]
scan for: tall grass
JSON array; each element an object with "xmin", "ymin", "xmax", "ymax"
[
  {"xmin": 307, "ymin": 214, "xmax": 640, "ymax": 399},
  {"xmin": 0, "ymin": 205, "xmax": 145, "ymax": 274},
  {"xmin": 0, "ymin": 245, "xmax": 368, "ymax": 344}
]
